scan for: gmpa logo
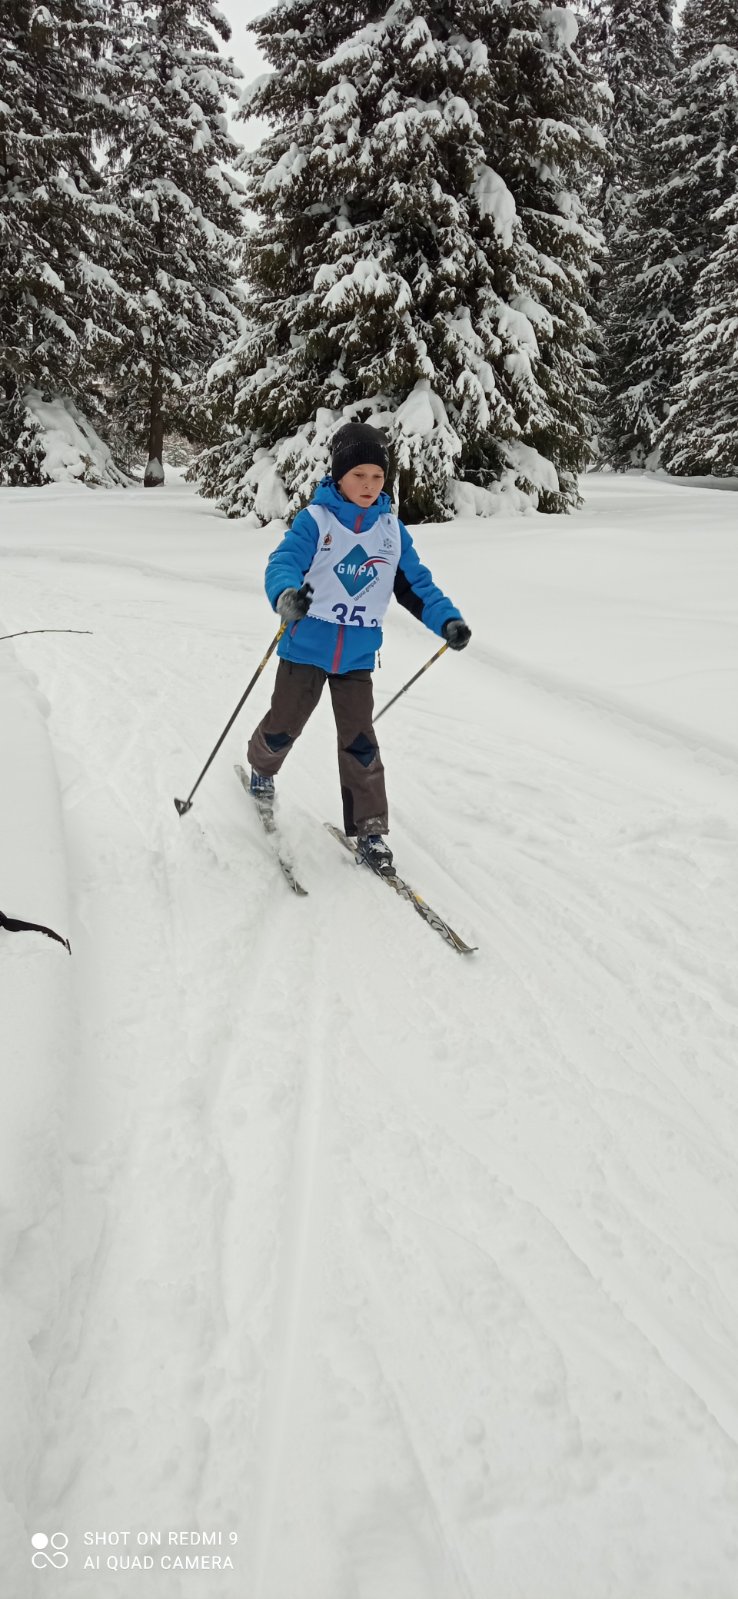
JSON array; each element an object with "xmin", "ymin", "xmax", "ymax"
[
  {"xmin": 334, "ymin": 543, "xmax": 391, "ymax": 598},
  {"xmin": 31, "ymin": 1532, "xmax": 69, "ymax": 1569}
]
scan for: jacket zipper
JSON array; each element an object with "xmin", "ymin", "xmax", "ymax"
[{"xmin": 331, "ymin": 628, "xmax": 345, "ymax": 672}]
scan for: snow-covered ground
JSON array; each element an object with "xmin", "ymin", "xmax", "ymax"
[{"xmin": 2, "ymin": 470, "xmax": 738, "ymax": 1599}]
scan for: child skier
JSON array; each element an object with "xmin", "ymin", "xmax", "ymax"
[{"xmin": 247, "ymin": 421, "xmax": 471, "ymax": 874}]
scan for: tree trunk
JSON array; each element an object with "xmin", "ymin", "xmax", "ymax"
[{"xmin": 144, "ymin": 351, "xmax": 164, "ymax": 486}]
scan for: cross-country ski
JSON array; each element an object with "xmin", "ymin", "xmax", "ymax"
[
  {"xmin": 324, "ymin": 822, "xmax": 477, "ymax": 955},
  {"xmin": 234, "ymin": 763, "xmax": 308, "ymax": 896}
]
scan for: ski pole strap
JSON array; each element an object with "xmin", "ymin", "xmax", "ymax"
[
  {"xmin": 174, "ymin": 622, "xmax": 286, "ymax": 815},
  {"xmin": 374, "ymin": 641, "xmax": 449, "ymax": 724}
]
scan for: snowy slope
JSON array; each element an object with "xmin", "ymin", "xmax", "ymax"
[
  {"xmin": 1, "ymin": 471, "xmax": 738, "ymax": 1599},
  {"xmin": 0, "ymin": 642, "xmax": 74, "ymax": 1591}
]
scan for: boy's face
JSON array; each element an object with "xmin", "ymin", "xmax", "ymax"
[{"xmin": 338, "ymin": 464, "xmax": 385, "ymax": 508}]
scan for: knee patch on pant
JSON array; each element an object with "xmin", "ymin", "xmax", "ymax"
[
  {"xmin": 345, "ymin": 732, "xmax": 377, "ymax": 769},
  {"xmin": 264, "ymin": 730, "xmax": 293, "ymax": 752}
]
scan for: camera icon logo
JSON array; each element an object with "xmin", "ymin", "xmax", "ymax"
[{"xmin": 31, "ymin": 1532, "xmax": 69, "ymax": 1569}]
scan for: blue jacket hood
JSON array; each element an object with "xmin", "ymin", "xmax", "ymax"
[{"xmin": 312, "ymin": 477, "xmax": 393, "ymax": 528}]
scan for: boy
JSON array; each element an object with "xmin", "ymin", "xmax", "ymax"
[{"xmin": 247, "ymin": 421, "xmax": 471, "ymax": 874}]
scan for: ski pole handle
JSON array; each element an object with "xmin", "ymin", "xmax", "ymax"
[
  {"xmin": 374, "ymin": 641, "xmax": 449, "ymax": 724},
  {"xmin": 174, "ymin": 622, "xmax": 286, "ymax": 815}
]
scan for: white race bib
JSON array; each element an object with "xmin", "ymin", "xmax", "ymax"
[{"xmin": 305, "ymin": 504, "xmax": 401, "ymax": 628}]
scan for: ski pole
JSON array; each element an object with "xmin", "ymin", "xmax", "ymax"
[
  {"xmin": 374, "ymin": 641, "xmax": 449, "ymax": 724},
  {"xmin": 0, "ymin": 628, "xmax": 93, "ymax": 642},
  {"xmin": 174, "ymin": 623, "xmax": 286, "ymax": 816}
]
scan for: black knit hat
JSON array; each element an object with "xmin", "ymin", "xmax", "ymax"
[{"xmin": 330, "ymin": 422, "xmax": 389, "ymax": 483}]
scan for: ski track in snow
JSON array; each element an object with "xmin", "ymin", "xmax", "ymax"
[{"xmin": 2, "ymin": 473, "xmax": 738, "ymax": 1598}]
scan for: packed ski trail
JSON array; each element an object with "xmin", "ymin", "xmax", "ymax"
[{"xmin": 2, "ymin": 472, "xmax": 738, "ymax": 1599}]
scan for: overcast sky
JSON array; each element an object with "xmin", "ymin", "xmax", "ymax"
[
  {"xmin": 220, "ymin": 0, "xmax": 271, "ymax": 81},
  {"xmin": 219, "ymin": 0, "xmax": 272, "ymax": 147}
]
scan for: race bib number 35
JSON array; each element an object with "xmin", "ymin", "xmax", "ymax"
[{"xmin": 332, "ymin": 604, "xmax": 379, "ymax": 627}]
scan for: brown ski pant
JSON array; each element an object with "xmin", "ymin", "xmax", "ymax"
[{"xmin": 247, "ymin": 660, "xmax": 388, "ymax": 837}]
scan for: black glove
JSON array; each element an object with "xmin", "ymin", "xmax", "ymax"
[
  {"xmin": 442, "ymin": 618, "xmax": 471, "ymax": 651},
  {"xmin": 277, "ymin": 582, "xmax": 313, "ymax": 622}
]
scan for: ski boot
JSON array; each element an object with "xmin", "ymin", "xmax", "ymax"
[
  {"xmin": 356, "ymin": 833, "xmax": 395, "ymax": 876},
  {"xmin": 250, "ymin": 769, "xmax": 275, "ymax": 807}
]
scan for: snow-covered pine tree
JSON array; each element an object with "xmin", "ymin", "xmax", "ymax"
[
  {"xmin": 606, "ymin": 0, "xmax": 736, "ymax": 468},
  {"xmin": 655, "ymin": 1, "xmax": 738, "ymax": 475},
  {"xmin": 479, "ymin": 1, "xmax": 607, "ymax": 510},
  {"xmin": 595, "ymin": 0, "xmax": 675, "ymax": 239},
  {"xmin": 593, "ymin": 0, "xmax": 676, "ymax": 466},
  {"xmin": 197, "ymin": 0, "xmax": 604, "ymax": 523},
  {"xmin": 197, "ymin": 0, "xmax": 520, "ymax": 523},
  {"xmin": 571, "ymin": 0, "xmax": 610, "ymax": 68},
  {"xmin": 656, "ymin": 195, "xmax": 738, "ymax": 476},
  {"xmin": 0, "ymin": 0, "xmax": 120, "ymax": 484},
  {"xmin": 100, "ymin": 0, "xmax": 247, "ymax": 485}
]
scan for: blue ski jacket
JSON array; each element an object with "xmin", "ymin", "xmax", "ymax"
[{"xmin": 266, "ymin": 478, "xmax": 462, "ymax": 674}]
